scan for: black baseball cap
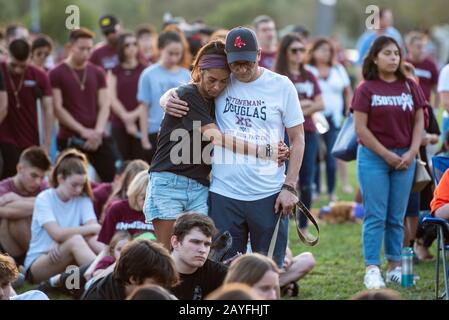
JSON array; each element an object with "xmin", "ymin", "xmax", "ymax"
[
  {"xmin": 225, "ymin": 27, "xmax": 259, "ymax": 64},
  {"xmin": 99, "ymin": 15, "xmax": 119, "ymax": 34}
]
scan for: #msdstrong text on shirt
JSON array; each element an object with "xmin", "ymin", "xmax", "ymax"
[{"xmin": 371, "ymin": 93, "xmax": 414, "ymax": 111}]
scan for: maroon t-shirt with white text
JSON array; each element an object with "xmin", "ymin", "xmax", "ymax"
[
  {"xmin": 406, "ymin": 57, "xmax": 439, "ymax": 102},
  {"xmin": 110, "ymin": 63, "xmax": 146, "ymax": 129},
  {"xmin": 351, "ymin": 78, "xmax": 427, "ymax": 149},
  {"xmin": 49, "ymin": 62, "xmax": 107, "ymax": 140},
  {"xmin": 289, "ymin": 71, "xmax": 322, "ymax": 132},
  {"xmin": 90, "ymin": 43, "xmax": 119, "ymax": 71},
  {"xmin": 98, "ymin": 199, "xmax": 154, "ymax": 245},
  {"xmin": 0, "ymin": 62, "xmax": 52, "ymax": 147}
]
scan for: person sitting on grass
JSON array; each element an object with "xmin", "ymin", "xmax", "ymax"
[
  {"xmin": 0, "ymin": 147, "xmax": 51, "ymax": 266},
  {"xmin": 170, "ymin": 213, "xmax": 228, "ymax": 300},
  {"xmin": 24, "ymin": 149, "xmax": 104, "ymax": 285},
  {"xmin": 0, "ymin": 254, "xmax": 48, "ymax": 300},
  {"xmin": 224, "ymin": 253, "xmax": 281, "ymax": 300},
  {"xmin": 279, "ymin": 247, "xmax": 316, "ymax": 297},
  {"xmin": 82, "ymin": 239, "xmax": 179, "ymax": 300}
]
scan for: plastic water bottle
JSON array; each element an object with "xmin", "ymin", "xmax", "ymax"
[{"xmin": 401, "ymin": 247, "xmax": 414, "ymax": 288}]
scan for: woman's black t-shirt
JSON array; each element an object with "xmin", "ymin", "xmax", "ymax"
[{"xmin": 150, "ymin": 84, "xmax": 215, "ymax": 186}]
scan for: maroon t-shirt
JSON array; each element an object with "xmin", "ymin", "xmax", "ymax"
[
  {"xmin": 0, "ymin": 177, "xmax": 48, "ymax": 197},
  {"xmin": 289, "ymin": 71, "xmax": 322, "ymax": 132},
  {"xmin": 0, "ymin": 62, "xmax": 52, "ymax": 147},
  {"xmin": 49, "ymin": 62, "xmax": 107, "ymax": 140},
  {"xmin": 93, "ymin": 182, "xmax": 113, "ymax": 220},
  {"xmin": 260, "ymin": 51, "xmax": 277, "ymax": 70},
  {"xmin": 90, "ymin": 43, "xmax": 119, "ymax": 71},
  {"xmin": 406, "ymin": 57, "xmax": 439, "ymax": 102},
  {"xmin": 98, "ymin": 199, "xmax": 154, "ymax": 245},
  {"xmin": 110, "ymin": 63, "xmax": 146, "ymax": 129},
  {"xmin": 351, "ymin": 78, "xmax": 427, "ymax": 149}
]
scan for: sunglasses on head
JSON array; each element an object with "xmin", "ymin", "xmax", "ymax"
[{"xmin": 289, "ymin": 47, "xmax": 306, "ymax": 54}]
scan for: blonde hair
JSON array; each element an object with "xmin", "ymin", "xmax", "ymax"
[
  {"xmin": 224, "ymin": 253, "xmax": 280, "ymax": 286},
  {"xmin": 127, "ymin": 170, "xmax": 149, "ymax": 211}
]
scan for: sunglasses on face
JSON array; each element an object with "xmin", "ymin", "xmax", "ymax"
[
  {"xmin": 124, "ymin": 42, "xmax": 137, "ymax": 48},
  {"xmin": 36, "ymin": 51, "xmax": 51, "ymax": 58},
  {"xmin": 289, "ymin": 47, "xmax": 306, "ymax": 54}
]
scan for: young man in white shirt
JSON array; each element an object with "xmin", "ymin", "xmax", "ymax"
[{"xmin": 163, "ymin": 27, "xmax": 305, "ymax": 266}]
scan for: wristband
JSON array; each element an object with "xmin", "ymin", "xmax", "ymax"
[{"xmin": 282, "ymin": 184, "xmax": 298, "ymax": 197}]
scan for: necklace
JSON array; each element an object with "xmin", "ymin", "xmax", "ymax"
[
  {"xmin": 66, "ymin": 61, "xmax": 87, "ymax": 91},
  {"xmin": 6, "ymin": 66, "xmax": 26, "ymax": 109}
]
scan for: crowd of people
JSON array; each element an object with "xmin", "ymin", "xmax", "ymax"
[{"xmin": 0, "ymin": 6, "xmax": 449, "ymax": 300}]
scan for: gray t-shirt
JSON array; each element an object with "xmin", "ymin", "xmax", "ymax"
[{"xmin": 24, "ymin": 189, "xmax": 97, "ymax": 270}]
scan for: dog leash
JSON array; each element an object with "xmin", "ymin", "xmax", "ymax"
[{"xmin": 268, "ymin": 200, "xmax": 320, "ymax": 259}]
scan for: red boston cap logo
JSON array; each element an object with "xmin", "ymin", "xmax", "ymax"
[{"xmin": 234, "ymin": 36, "xmax": 246, "ymax": 49}]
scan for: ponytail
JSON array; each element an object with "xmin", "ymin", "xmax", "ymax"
[{"xmin": 50, "ymin": 149, "xmax": 93, "ymax": 199}]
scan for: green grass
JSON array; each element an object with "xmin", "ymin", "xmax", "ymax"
[
  {"xmin": 289, "ymin": 160, "xmax": 439, "ymax": 300},
  {"xmin": 19, "ymin": 145, "xmax": 444, "ymax": 300}
]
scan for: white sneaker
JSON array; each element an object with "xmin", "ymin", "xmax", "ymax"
[
  {"xmin": 386, "ymin": 266, "xmax": 402, "ymax": 284},
  {"xmin": 364, "ymin": 267, "xmax": 386, "ymax": 289}
]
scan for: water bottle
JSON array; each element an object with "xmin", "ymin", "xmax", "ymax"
[{"xmin": 401, "ymin": 247, "xmax": 414, "ymax": 288}]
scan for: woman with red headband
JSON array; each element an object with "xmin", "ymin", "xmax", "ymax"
[{"xmin": 143, "ymin": 40, "xmax": 287, "ymax": 249}]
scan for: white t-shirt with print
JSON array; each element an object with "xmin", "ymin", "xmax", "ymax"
[
  {"xmin": 438, "ymin": 64, "xmax": 449, "ymax": 118},
  {"xmin": 24, "ymin": 189, "xmax": 97, "ymax": 271},
  {"xmin": 210, "ymin": 68, "xmax": 304, "ymax": 201},
  {"xmin": 307, "ymin": 64, "xmax": 350, "ymax": 127}
]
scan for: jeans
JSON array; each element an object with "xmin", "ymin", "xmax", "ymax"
[
  {"xmin": 357, "ymin": 145, "xmax": 416, "ymax": 266},
  {"xmin": 315, "ymin": 116, "xmax": 339, "ymax": 196},
  {"xmin": 144, "ymin": 172, "xmax": 209, "ymax": 222},
  {"xmin": 299, "ymin": 131, "xmax": 319, "ymax": 229}
]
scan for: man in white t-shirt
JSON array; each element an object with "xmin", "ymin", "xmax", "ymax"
[
  {"xmin": 438, "ymin": 64, "xmax": 449, "ymax": 138},
  {"xmin": 164, "ymin": 27, "xmax": 305, "ymax": 266}
]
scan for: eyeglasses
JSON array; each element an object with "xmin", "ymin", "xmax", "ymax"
[
  {"xmin": 289, "ymin": 47, "xmax": 306, "ymax": 54},
  {"xmin": 229, "ymin": 61, "xmax": 255, "ymax": 71}
]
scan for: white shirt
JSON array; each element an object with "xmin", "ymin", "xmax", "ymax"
[
  {"xmin": 10, "ymin": 290, "xmax": 49, "ymax": 300},
  {"xmin": 210, "ymin": 68, "xmax": 304, "ymax": 201},
  {"xmin": 307, "ymin": 64, "xmax": 350, "ymax": 127},
  {"xmin": 24, "ymin": 189, "xmax": 97, "ymax": 271},
  {"xmin": 438, "ymin": 64, "xmax": 449, "ymax": 118}
]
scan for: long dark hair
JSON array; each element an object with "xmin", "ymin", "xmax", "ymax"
[
  {"xmin": 274, "ymin": 33, "xmax": 308, "ymax": 80},
  {"xmin": 191, "ymin": 40, "xmax": 228, "ymax": 83},
  {"xmin": 117, "ymin": 32, "xmax": 137, "ymax": 64},
  {"xmin": 362, "ymin": 35, "xmax": 406, "ymax": 81},
  {"xmin": 307, "ymin": 37, "xmax": 335, "ymax": 67}
]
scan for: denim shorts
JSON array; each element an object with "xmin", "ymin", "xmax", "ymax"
[{"xmin": 144, "ymin": 172, "xmax": 209, "ymax": 222}]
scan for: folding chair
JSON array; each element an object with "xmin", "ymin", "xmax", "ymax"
[{"xmin": 422, "ymin": 155, "xmax": 449, "ymax": 300}]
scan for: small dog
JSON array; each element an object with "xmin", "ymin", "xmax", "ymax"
[{"xmin": 319, "ymin": 201, "xmax": 362, "ymax": 224}]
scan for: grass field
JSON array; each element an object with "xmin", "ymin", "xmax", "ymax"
[
  {"xmin": 17, "ymin": 160, "xmax": 440, "ymax": 301},
  {"xmin": 290, "ymin": 160, "xmax": 439, "ymax": 300}
]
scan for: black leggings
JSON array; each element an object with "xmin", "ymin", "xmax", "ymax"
[
  {"xmin": 111, "ymin": 127, "xmax": 146, "ymax": 161},
  {"xmin": 58, "ymin": 137, "xmax": 117, "ymax": 183}
]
